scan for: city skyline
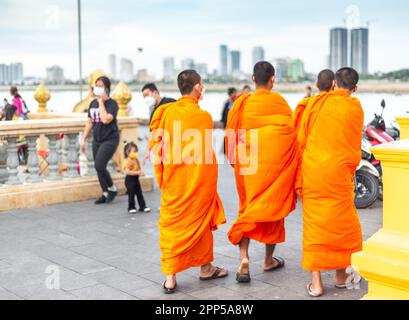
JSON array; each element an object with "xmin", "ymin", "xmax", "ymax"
[{"xmin": 1, "ymin": 0, "xmax": 408, "ymax": 80}]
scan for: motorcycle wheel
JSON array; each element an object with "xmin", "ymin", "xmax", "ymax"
[{"xmin": 354, "ymin": 170, "xmax": 379, "ymax": 209}]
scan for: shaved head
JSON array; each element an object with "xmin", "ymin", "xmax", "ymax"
[
  {"xmin": 177, "ymin": 70, "xmax": 202, "ymax": 95},
  {"xmin": 253, "ymin": 61, "xmax": 275, "ymax": 86},
  {"xmin": 317, "ymin": 69, "xmax": 335, "ymax": 92},
  {"xmin": 336, "ymin": 67, "xmax": 359, "ymax": 91}
]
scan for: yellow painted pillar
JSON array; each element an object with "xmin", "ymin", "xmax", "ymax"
[
  {"xmin": 352, "ymin": 140, "xmax": 409, "ymax": 300},
  {"xmin": 112, "ymin": 81, "xmax": 132, "ymax": 117},
  {"xmin": 34, "ymin": 83, "xmax": 50, "ymax": 113},
  {"xmin": 396, "ymin": 116, "xmax": 409, "ymax": 140}
]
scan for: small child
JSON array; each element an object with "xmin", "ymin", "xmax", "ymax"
[{"xmin": 123, "ymin": 142, "xmax": 151, "ymax": 214}]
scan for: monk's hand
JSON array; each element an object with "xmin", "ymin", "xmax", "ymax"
[{"xmin": 139, "ymin": 171, "xmax": 145, "ymax": 177}]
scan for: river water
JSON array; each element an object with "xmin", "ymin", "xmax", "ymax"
[{"xmin": 1, "ymin": 89, "xmax": 408, "ymax": 126}]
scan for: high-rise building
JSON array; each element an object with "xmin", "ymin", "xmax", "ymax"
[
  {"xmin": 252, "ymin": 46, "xmax": 265, "ymax": 66},
  {"xmin": 120, "ymin": 58, "xmax": 134, "ymax": 83},
  {"xmin": 181, "ymin": 58, "xmax": 195, "ymax": 70},
  {"xmin": 0, "ymin": 64, "xmax": 9, "ymax": 85},
  {"xmin": 0, "ymin": 63, "xmax": 24, "ymax": 85},
  {"xmin": 230, "ymin": 50, "xmax": 241, "ymax": 77},
  {"xmin": 163, "ymin": 57, "xmax": 176, "ymax": 82},
  {"xmin": 330, "ymin": 28, "xmax": 348, "ymax": 71},
  {"xmin": 46, "ymin": 65, "xmax": 65, "ymax": 85},
  {"xmin": 219, "ymin": 45, "xmax": 228, "ymax": 78},
  {"xmin": 108, "ymin": 54, "xmax": 117, "ymax": 80},
  {"xmin": 10, "ymin": 63, "xmax": 24, "ymax": 85},
  {"xmin": 271, "ymin": 58, "xmax": 290, "ymax": 81},
  {"xmin": 288, "ymin": 59, "xmax": 305, "ymax": 81},
  {"xmin": 351, "ymin": 27, "xmax": 369, "ymax": 75}
]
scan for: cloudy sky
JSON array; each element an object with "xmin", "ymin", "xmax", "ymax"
[{"xmin": 1, "ymin": 0, "xmax": 408, "ymax": 80}]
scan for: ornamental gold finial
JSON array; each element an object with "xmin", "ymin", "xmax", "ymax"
[
  {"xmin": 112, "ymin": 81, "xmax": 132, "ymax": 117},
  {"xmin": 34, "ymin": 83, "xmax": 50, "ymax": 113}
]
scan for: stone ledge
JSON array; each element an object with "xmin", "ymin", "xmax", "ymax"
[{"xmin": 0, "ymin": 174, "xmax": 154, "ymax": 212}]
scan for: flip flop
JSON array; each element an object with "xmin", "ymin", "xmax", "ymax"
[
  {"xmin": 307, "ymin": 283, "xmax": 323, "ymax": 298},
  {"xmin": 236, "ymin": 272, "xmax": 251, "ymax": 283},
  {"xmin": 236, "ymin": 259, "xmax": 251, "ymax": 283},
  {"xmin": 335, "ymin": 273, "xmax": 362, "ymax": 289},
  {"xmin": 264, "ymin": 256, "xmax": 285, "ymax": 272},
  {"xmin": 163, "ymin": 280, "xmax": 177, "ymax": 294},
  {"xmin": 200, "ymin": 266, "xmax": 228, "ymax": 281}
]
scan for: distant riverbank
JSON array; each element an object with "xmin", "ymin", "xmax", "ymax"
[{"xmin": 2, "ymin": 81, "xmax": 409, "ymax": 94}]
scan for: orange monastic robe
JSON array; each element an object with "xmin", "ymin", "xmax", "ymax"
[
  {"xmin": 149, "ymin": 96, "xmax": 226, "ymax": 275},
  {"xmin": 298, "ymin": 89, "xmax": 364, "ymax": 271},
  {"xmin": 226, "ymin": 89, "xmax": 299, "ymax": 245},
  {"xmin": 292, "ymin": 97, "xmax": 310, "ymax": 136}
]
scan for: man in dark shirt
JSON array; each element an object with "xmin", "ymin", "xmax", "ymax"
[
  {"xmin": 141, "ymin": 83, "xmax": 176, "ymax": 123},
  {"xmin": 141, "ymin": 83, "xmax": 176, "ymax": 163},
  {"xmin": 221, "ymin": 87, "xmax": 238, "ymax": 129}
]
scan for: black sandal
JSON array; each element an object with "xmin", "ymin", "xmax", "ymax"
[
  {"xmin": 163, "ymin": 280, "xmax": 177, "ymax": 294},
  {"xmin": 200, "ymin": 266, "xmax": 228, "ymax": 281},
  {"xmin": 264, "ymin": 256, "xmax": 285, "ymax": 272},
  {"xmin": 236, "ymin": 259, "xmax": 251, "ymax": 283},
  {"xmin": 236, "ymin": 272, "xmax": 251, "ymax": 283}
]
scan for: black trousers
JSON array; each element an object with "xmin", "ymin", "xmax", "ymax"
[
  {"xmin": 92, "ymin": 137, "xmax": 119, "ymax": 193},
  {"xmin": 125, "ymin": 175, "xmax": 146, "ymax": 210}
]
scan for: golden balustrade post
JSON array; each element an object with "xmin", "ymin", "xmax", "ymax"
[
  {"xmin": 352, "ymin": 140, "xmax": 409, "ymax": 299},
  {"xmin": 34, "ymin": 83, "xmax": 51, "ymax": 113},
  {"xmin": 112, "ymin": 81, "xmax": 132, "ymax": 117},
  {"xmin": 396, "ymin": 116, "xmax": 409, "ymax": 140}
]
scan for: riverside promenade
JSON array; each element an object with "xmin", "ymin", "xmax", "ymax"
[{"xmin": 0, "ymin": 128, "xmax": 382, "ymax": 300}]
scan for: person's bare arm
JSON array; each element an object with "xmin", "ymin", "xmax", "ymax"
[
  {"xmin": 98, "ymin": 95, "xmax": 114, "ymax": 124},
  {"xmin": 123, "ymin": 168, "xmax": 142, "ymax": 176},
  {"xmin": 80, "ymin": 118, "xmax": 93, "ymax": 153}
]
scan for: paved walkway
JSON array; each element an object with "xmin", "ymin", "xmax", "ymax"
[{"xmin": 0, "ymin": 128, "xmax": 382, "ymax": 300}]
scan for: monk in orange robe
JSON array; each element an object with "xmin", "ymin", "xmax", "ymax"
[
  {"xmin": 298, "ymin": 67, "xmax": 364, "ymax": 297},
  {"xmin": 225, "ymin": 61, "xmax": 299, "ymax": 282},
  {"xmin": 292, "ymin": 70, "xmax": 335, "ymax": 137},
  {"xmin": 149, "ymin": 70, "xmax": 228, "ymax": 294}
]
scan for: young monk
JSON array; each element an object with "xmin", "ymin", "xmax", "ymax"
[
  {"xmin": 149, "ymin": 69, "xmax": 228, "ymax": 294},
  {"xmin": 298, "ymin": 67, "xmax": 364, "ymax": 297},
  {"xmin": 292, "ymin": 70, "xmax": 335, "ymax": 137},
  {"xmin": 225, "ymin": 61, "xmax": 299, "ymax": 283}
]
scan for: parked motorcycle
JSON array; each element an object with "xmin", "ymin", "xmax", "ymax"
[
  {"xmin": 365, "ymin": 99, "xmax": 399, "ymax": 145},
  {"xmin": 354, "ymin": 138, "xmax": 381, "ymax": 209}
]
